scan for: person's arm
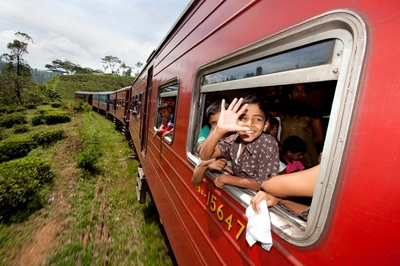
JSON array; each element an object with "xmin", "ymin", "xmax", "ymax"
[
  {"xmin": 214, "ymin": 174, "xmax": 262, "ymax": 190},
  {"xmin": 199, "ymin": 98, "xmax": 249, "ymax": 160},
  {"xmin": 153, "ymin": 124, "xmax": 164, "ymax": 138},
  {"xmin": 251, "ymin": 165, "xmax": 319, "ymax": 213},
  {"xmin": 261, "ymin": 165, "xmax": 319, "ymax": 197},
  {"xmin": 192, "ymin": 158, "xmax": 227, "ymax": 185},
  {"xmin": 312, "ymin": 118, "xmax": 324, "ymax": 143},
  {"xmin": 162, "ymin": 127, "xmax": 174, "ymax": 137}
]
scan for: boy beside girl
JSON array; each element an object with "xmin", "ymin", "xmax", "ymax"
[
  {"xmin": 198, "ymin": 95, "xmax": 280, "ymax": 190},
  {"xmin": 194, "ymin": 95, "xmax": 307, "ymax": 189}
]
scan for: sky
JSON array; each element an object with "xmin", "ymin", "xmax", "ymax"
[{"xmin": 0, "ymin": 0, "xmax": 190, "ymax": 72}]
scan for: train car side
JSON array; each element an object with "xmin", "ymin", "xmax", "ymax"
[
  {"xmin": 79, "ymin": 0, "xmax": 400, "ymax": 264},
  {"xmin": 114, "ymin": 86, "xmax": 131, "ymax": 124}
]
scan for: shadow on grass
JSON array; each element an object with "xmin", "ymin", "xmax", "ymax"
[{"xmin": 142, "ymin": 193, "xmax": 178, "ymax": 266}]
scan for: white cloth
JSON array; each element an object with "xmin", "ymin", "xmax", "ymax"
[{"xmin": 245, "ymin": 200, "xmax": 273, "ymax": 251}]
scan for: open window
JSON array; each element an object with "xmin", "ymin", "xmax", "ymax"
[
  {"xmin": 187, "ymin": 11, "xmax": 366, "ymax": 246},
  {"xmin": 154, "ymin": 78, "xmax": 179, "ymax": 143}
]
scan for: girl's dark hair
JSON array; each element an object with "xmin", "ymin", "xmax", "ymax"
[
  {"xmin": 281, "ymin": 135, "xmax": 307, "ymax": 154},
  {"xmin": 269, "ymin": 115, "xmax": 279, "ymax": 127},
  {"xmin": 241, "ymin": 95, "xmax": 269, "ymax": 120}
]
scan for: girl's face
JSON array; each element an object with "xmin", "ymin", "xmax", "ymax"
[
  {"xmin": 289, "ymin": 151, "xmax": 304, "ymax": 161},
  {"xmin": 269, "ymin": 125, "xmax": 278, "ymax": 137},
  {"xmin": 159, "ymin": 108, "xmax": 171, "ymax": 118},
  {"xmin": 237, "ymin": 103, "xmax": 269, "ymax": 143}
]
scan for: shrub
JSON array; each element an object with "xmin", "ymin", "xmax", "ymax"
[
  {"xmin": 33, "ymin": 108, "xmax": 71, "ymax": 125},
  {"xmin": 13, "ymin": 124, "xmax": 30, "ymax": 134},
  {"xmin": 0, "ymin": 157, "xmax": 54, "ymax": 221},
  {"xmin": 31, "ymin": 114, "xmax": 45, "ymax": 126},
  {"xmin": 75, "ymin": 129, "xmax": 101, "ymax": 173},
  {"xmin": 0, "ymin": 106, "xmax": 7, "ymax": 114},
  {"xmin": 31, "ymin": 128, "xmax": 66, "ymax": 146},
  {"xmin": 72, "ymin": 101, "xmax": 92, "ymax": 113},
  {"xmin": 38, "ymin": 107, "xmax": 55, "ymax": 114},
  {"xmin": 0, "ymin": 113, "xmax": 28, "ymax": 128},
  {"xmin": 50, "ymin": 102, "xmax": 62, "ymax": 108},
  {"xmin": 4, "ymin": 106, "xmax": 27, "ymax": 114},
  {"xmin": 24, "ymin": 103, "xmax": 37, "ymax": 109},
  {"xmin": 43, "ymin": 110, "xmax": 71, "ymax": 124},
  {"xmin": 0, "ymin": 136, "xmax": 36, "ymax": 163},
  {"xmin": 75, "ymin": 146, "xmax": 101, "ymax": 173}
]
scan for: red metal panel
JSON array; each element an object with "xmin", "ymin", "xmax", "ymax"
[{"xmin": 128, "ymin": 0, "xmax": 400, "ymax": 264}]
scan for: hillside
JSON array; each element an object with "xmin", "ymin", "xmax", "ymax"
[{"xmin": 46, "ymin": 74, "xmax": 135, "ymax": 101}]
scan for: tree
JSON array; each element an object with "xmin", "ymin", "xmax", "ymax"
[
  {"xmin": 120, "ymin": 62, "xmax": 132, "ymax": 76},
  {"xmin": 0, "ymin": 32, "xmax": 34, "ymax": 104},
  {"xmin": 45, "ymin": 59, "xmax": 76, "ymax": 75},
  {"xmin": 101, "ymin": 55, "xmax": 121, "ymax": 74},
  {"xmin": 46, "ymin": 59, "xmax": 102, "ymax": 75},
  {"xmin": 134, "ymin": 61, "xmax": 143, "ymax": 76}
]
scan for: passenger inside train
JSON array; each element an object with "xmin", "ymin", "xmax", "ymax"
[
  {"xmin": 267, "ymin": 115, "xmax": 280, "ymax": 140},
  {"xmin": 192, "ymin": 99, "xmax": 233, "ymax": 186},
  {"xmin": 279, "ymin": 135, "xmax": 307, "ymax": 174},
  {"xmin": 194, "ymin": 80, "xmax": 334, "ymax": 220},
  {"xmin": 153, "ymin": 103, "xmax": 174, "ymax": 137},
  {"xmin": 277, "ymin": 84, "xmax": 325, "ymax": 168},
  {"xmin": 162, "ymin": 97, "xmax": 176, "ymax": 114},
  {"xmin": 199, "ymin": 95, "xmax": 280, "ymax": 190}
]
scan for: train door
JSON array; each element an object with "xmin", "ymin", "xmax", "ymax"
[{"xmin": 140, "ymin": 67, "xmax": 153, "ymax": 156}]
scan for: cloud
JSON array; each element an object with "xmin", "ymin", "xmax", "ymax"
[
  {"xmin": 29, "ymin": 36, "xmax": 93, "ymax": 68},
  {"xmin": 0, "ymin": 0, "xmax": 189, "ymax": 70}
]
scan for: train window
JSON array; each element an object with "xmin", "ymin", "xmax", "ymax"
[
  {"xmin": 154, "ymin": 78, "xmax": 179, "ymax": 143},
  {"xmin": 138, "ymin": 93, "xmax": 143, "ymax": 119},
  {"xmin": 203, "ymin": 40, "xmax": 335, "ymax": 86},
  {"xmin": 187, "ymin": 11, "xmax": 366, "ymax": 246}
]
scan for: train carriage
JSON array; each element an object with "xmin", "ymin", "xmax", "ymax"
[
  {"xmin": 74, "ymin": 91, "xmax": 93, "ymax": 105},
  {"xmin": 79, "ymin": 0, "xmax": 400, "ymax": 264},
  {"xmin": 113, "ymin": 86, "xmax": 131, "ymax": 124}
]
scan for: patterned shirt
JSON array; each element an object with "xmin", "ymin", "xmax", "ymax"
[{"xmin": 217, "ymin": 133, "xmax": 279, "ymax": 184}]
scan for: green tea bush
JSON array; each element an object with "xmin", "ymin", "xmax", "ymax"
[
  {"xmin": 31, "ymin": 128, "xmax": 66, "ymax": 146},
  {"xmin": 32, "ymin": 108, "xmax": 71, "ymax": 125},
  {"xmin": 0, "ymin": 106, "xmax": 7, "ymax": 114},
  {"xmin": 13, "ymin": 124, "xmax": 30, "ymax": 134},
  {"xmin": 0, "ymin": 113, "xmax": 28, "ymax": 128},
  {"xmin": 24, "ymin": 103, "xmax": 37, "ymax": 109},
  {"xmin": 43, "ymin": 110, "xmax": 71, "ymax": 125},
  {"xmin": 75, "ymin": 145, "xmax": 101, "ymax": 173},
  {"xmin": 72, "ymin": 101, "xmax": 92, "ymax": 113},
  {"xmin": 0, "ymin": 157, "xmax": 54, "ymax": 221},
  {"xmin": 50, "ymin": 102, "xmax": 62, "ymax": 108},
  {"xmin": 4, "ymin": 106, "xmax": 27, "ymax": 114},
  {"xmin": 75, "ymin": 128, "xmax": 101, "ymax": 173},
  {"xmin": 0, "ymin": 136, "xmax": 36, "ymax": 163},
  {"xmin": 38, "ymin": 107, "xmax": 56, "ymax": 114},
  {"xmin": 31, "ymin": 114, "xmax": 45, "ymax": 126}
]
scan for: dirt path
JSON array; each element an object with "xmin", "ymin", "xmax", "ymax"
[{"xmin": 17, "ymin": 135, "xmax": 80, "ymax": 266}]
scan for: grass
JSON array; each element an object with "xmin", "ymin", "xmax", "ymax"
[
  {"xmin": 45, "ymin": 74, "xmax": 134, "ymax": 101},
  {"xmin": 0, "ymin": 107, "xmax": 175, "ymax": 266}
]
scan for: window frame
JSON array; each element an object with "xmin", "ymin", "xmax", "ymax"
[
  {"xmin": 186, "ymin": 10, "xmax": 366, "ymax": 246},
  {"xmin": 154, "ymin": 77, "xmax": 179, "ymax": 144}
]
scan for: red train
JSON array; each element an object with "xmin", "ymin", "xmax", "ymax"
[{"xmin": 75, "ymin": 0, "xmax": 400, "ymax": 264}]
